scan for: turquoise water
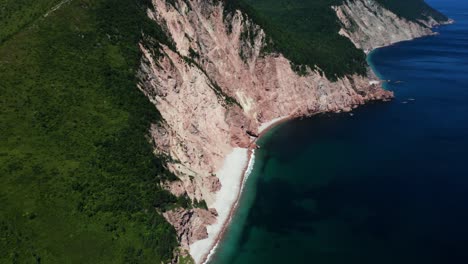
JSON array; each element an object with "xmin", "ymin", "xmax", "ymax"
[{"xmin": 210, "ymin": 0, "xmax": 468, "ymax": 263}]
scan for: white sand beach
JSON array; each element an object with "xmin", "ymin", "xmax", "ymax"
[
  {"xmin": 258, "ymin": 116, "xmax": 288, "ymax": 133},
  {"xmin": 190, "ymin": 116, "xmax": 290, "ymax": 264},
  {"xmin": 189, "ymin": 147, "xmax": 249, "ymax": 263},
  {"xmin": 190, "ymin": 116, "xmax": 292, "ymax": 264}
]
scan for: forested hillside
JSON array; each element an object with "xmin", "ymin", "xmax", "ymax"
[
  {"xmin": 0, "ymin": 0, "xmax": 58, "ymax": 43},
  {"xmin": 0, "ymin": 0, "xmax": 184, "ymax": 262},
  {"xmin": 375, "ymin": 0, "xmax": 448, "ymax": 22},
  {"xmin": 225, "ymin": 0, "xmax": 449, "ymax": 79}
]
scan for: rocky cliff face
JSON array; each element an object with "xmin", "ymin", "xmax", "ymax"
[
  {"xmin": 333, "ymin": 0, "xmax": 451, "ymax": 52},
  {"xmin": 134, "ymin": 0, "xmax": 439, "ymax": 261},
  {"xmin": 163, "ymin": 208, "xmax": 218, "ymax": 248}
]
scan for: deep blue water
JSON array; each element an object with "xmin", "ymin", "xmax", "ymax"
[{"xmin": 210, "ymin": 0, "xmax": 468, "ymax": 263}]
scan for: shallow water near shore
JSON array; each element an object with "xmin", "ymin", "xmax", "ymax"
[{"xmin": 209, "ymin": 0, "xmax": 468, "ymax": 263}]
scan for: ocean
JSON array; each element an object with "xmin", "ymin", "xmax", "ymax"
[{"xmin": 209, "ymin": 0, "xmax": 468, "ymax": 263}]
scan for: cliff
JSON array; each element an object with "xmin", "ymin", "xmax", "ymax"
[
  {"xmin": 136, "ymin": 0, "xmax": 445, "ymax": 262},
  {"xmin": 334, "ymin": 0, "xmax": 453, "ymax": 52}
]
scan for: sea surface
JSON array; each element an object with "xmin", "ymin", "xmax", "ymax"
[{"xmin": 209, "ymin": 0, "xmax": 468, "ymax": 263}]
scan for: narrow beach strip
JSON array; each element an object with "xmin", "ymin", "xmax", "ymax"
[
  {"xmin": 194, "ymin": 116, "xmax": 292, "ymax": 264},
  {"xmin": 189, "ymin": 148, "xmax": 248, "ymax": 263}
]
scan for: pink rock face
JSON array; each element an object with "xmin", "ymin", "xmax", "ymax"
[
  {"xmin": 333, "ymin": 0, "xmax": 443, "ymax": 52},
  {"xmin": 163, "ymin": 208, "xmax": 218, "ymax": 248},
  {"xmin": 164, "ymin": 181, "xmax": 187, "ymax": 197},
  {"xmin": 202, "ymin": 176, "xmax": 221, "ymax": 193},
  {"xmin": 138, "ymin": 0, "xmax": 393, "ymax": 204}
]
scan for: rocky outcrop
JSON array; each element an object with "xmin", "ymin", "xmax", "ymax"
[
  {"xmin": 333, "ymin": 0, "xmax": 452, "ymax": 52},
  {"xmin": 163, "ymin": 208, "xmax": 218, "ymax": 248}
]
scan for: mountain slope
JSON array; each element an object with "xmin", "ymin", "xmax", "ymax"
[
  {"xmin": 0, "ymin": 0, "xmax": 181, "ymax": 262},
  {"xmin": 334, "ymin": 0, "xmax": 452, "ymax": 51},
  {"xmin": 375, "ymin": 0, "xmax": 448, "ymax": 22},
  {"xmin": 223, "ymin": 0, "xmax": 450, "ymax": 79}
]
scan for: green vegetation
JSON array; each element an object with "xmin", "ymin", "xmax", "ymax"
[
  {"xmin": 0, "ymin": 0, "xmax": 182, "ymax": 262},
  {"xmin": 193, "ymin": 199, "xmax": 209, "ymax": 210},
  {"xmin": 175, "ymin": 249, "xmax": 195, "ymax": 264},
  {"xmin": 0, "ymin": 0, "xmax": 58, "ymax": 43},
  {"xmin": 375, "ymin": 0, "xmax": 448, "ymax": 22},
  {"xmin": 224, "ymin": 0, "xmax": 447, "ymax": 79},
  {"xmin": 224, "ymin": 0, "xmax": 368, "ymax": 79},
  {"xmin": 178, "ymin": 254, "xmax": 195, "ymax": 264}
]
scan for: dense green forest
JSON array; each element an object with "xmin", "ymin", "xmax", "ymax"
[
  {"xmin": 375, "ymin": 0, "xmax": 448, "ymax": 22},
  {"xmin": 225, "ymin": 0, "xmax": 368, "ymax": 79},
  {"xmin": 225, "ymin": 0, "xmax": 448, "ymax": 79},
  {"xmin": 0, "ymin": 0, "xmax": 185, "ymax": 262},
  {"xmin": 0, "ymin": 0, "xmax": 58, "ymax": 43}
]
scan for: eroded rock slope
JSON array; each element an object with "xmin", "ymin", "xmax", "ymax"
[{"xmin": 334, "ymin": 0, "xmax": 452, "ymax": 52}]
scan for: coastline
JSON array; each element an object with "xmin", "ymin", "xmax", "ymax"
[
  {"xmin": 194, "ymin": 116, "xmax": 293, "ymax": 264},
  {"xmin": 194, "ymin": 40, "xmax": 411, "ymax": 263},
  {"xmin": 366, "ymin": 18, "xmax": 455, "ymax": 84},
  {"xmin": 189, "ymin": 147, "xmax": 248, "ymax": 263},
  {"xmin": 367, "ymin": 50, "xmax": 384, "ymax": 80},
  {"xmin": 193, "ymin": 44, "xmax": 397, "ymax": 263},
  {"xmin": 193, "ymin": 65, "xmax": 395, "ymax": 263}
]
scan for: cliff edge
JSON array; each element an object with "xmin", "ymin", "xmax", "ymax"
[{"xmin": 137, "ymin": 0, "xmax": 447, "ymax": 262}]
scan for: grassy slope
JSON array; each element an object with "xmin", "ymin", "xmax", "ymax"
[
  {"xmin": 227, "ymin": 0, "xmax": 447, "ymax": 79},
  {"xmin": 0, "ymin": 0, "xmax": 183, "ymax": 263}
]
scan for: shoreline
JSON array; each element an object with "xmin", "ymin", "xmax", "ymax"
[
  {"xmin": 197, "ymin": 116, "xmax": 293, "ymax": 264},
  {"xmin": 189, "ymin": 147, "xmax": 248, "ymax": 263},
  {"xmin": 194, "ymin": 42, "xmax": 394, "ymax": 263}
]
